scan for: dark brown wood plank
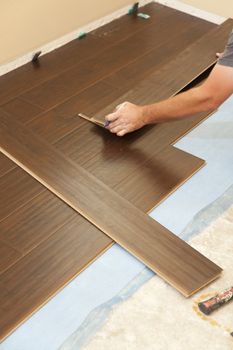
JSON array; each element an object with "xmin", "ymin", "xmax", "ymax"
[
  {"xmin": 0, "ymin": 241, "xmax": 21, "ymax": 274},
  {"xmin": 0, "ymin": 100, "xmax": 43, "ymax": 174},
  {"xmin": 104, "ymin": 22, "xmax": 215, "ymax": 91},
  {"xmin": 0, "ymin": 8, "xmax": 224, "ymax": 341},
  {"xmin": 1, "ymin": 98, "xmax": 43, "ymax": 125},
  {"xmin": 92, "ymin": 19, "xmax": 233, "ymax": 125},
  {"xmin": 0, "ymin": 167, "xmax": 44, "ymax": 222},
  {"xmin": 91, "ymin": 2, "xmax": 178, "ymax": 42},
  {"xmin": 24, "ymin": 15, "xmax": 214, "ymax": 144},
  {"xmin": 27, "ymin": 81, "xmax": 125, "ymax": 143},
  {"xmin": 114, "ymin": 146, "xmax": 205, "ymax": 212},
  {"xmin": 0, "ymin": 114, "xmax": 222, "ymax": 298},
  {"xmin": 0, "ymin": 3, "xmax": 176, "ymax": 106},
  {"xmin": 19, "ymin": 8, "xmax": 214, "ymax": 111},
  {"xmin": 0, "ymin": 191, "xmax": 76, "ymax": 254},
  {"xmin": 53, "ymin": 110, "xmax": 212, "ymax": 193},
  {"xmin": 0, "ymin": 153, "xmax": 15, "ymax": 177},
  {"xmin": 0, "ymin": 215, "xmax": 112, "ymax": 341},
  {"xmin": 0, "ymin": 35, "xmax": 108, "ymax": 105}
]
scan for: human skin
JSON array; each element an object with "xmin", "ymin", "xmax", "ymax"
[{"xmin": 105, "ymin": 61, "xmax": 233, "ymax": 137}]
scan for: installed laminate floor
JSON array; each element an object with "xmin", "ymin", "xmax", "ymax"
[
  {"xmin": 0, "ymin": 114, "xmax": 222, "ymax": 298},
  {"xmin": 0, "ymin": 2, "xmax": 232, "ymax": 341}
]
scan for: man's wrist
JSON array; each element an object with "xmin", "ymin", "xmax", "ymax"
[{"xmin": 141, "ymin": 104, "xmax": 156, "ymax": 125}]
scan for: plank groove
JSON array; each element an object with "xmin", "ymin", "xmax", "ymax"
[{"xmin": 0, "ymin": 114, "xmax": 222, "ymax": 298}]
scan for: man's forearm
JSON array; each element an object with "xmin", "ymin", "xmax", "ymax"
[{"xmin": 142, "ymin": 86, "xmax": 217, "ymax": 124}]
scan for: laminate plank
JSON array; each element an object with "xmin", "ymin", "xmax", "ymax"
[
  {"xmin": 0, "ymin": 241, "xmax": 21, "ymax": 274},
  {"xmin": 53, "ymin": 110, "xmax": 212, "ymax": 192},
  {"xmin": 0, "ymin": 215, "xmax": 112, "ymax": 341},
  {"xmin": 25, "ymin": 16, "xmax": 214, "ymax": 144},
  {"xmin": 92, "ymin": 19, "xmax": 233, "ymax": 125},
  {"xmin": 0, "ymin": 153, "xmax": 15, "ymax": 177},
  {"xmin": 0, "ymin": 167, "xmax": 44, "ymax": 222},
  {"xmin": 54, "ymin": 122, "xmax": 160, "ymax": 186},
  {"xmin": 1, "ymin": 98, "xmax": 43, "ymax": 124},
  {"xmin": 0, "ymin": 3, "xmax": 169, "ymax": 106},
  {"xmin": 104, "ymin": 23, "xmax": 215, "ymax": 91},
  {"xmin": 27, "ymin": 82, "xmax": 125, "ymax": 143},
  {"xmin": 20, "ymin": 8, "xmax": 213, "ymax": 110},
  {"xmin": 0, "ymin": 1, "xmax": 160, "ymax": 106},
  {"xmin": 0, "ymin": 114, "xmax": 222, "ymax": 297},
  {"xmin": 91, "ymin": 2, "xmax": 179, "ymax": 42},
  {"xmin": 114, "ymin": 146, "xmax": 205, "ymax": 212},
  {"xmin": 0, "ymin": 35, "xmax": 112, "ymax": 106},
  {"xmin": 0, "ymin": 6, "xmax": 224, "ymax": 340},
  {"xmin": 0, "ymin": 99, "xmax": 43, "ymax": 174},
  {"xmin": 23, "ymin": 16, "xmax": 220, "ymax": 196},
  {"xmin": 0, "ymin": 191, "xmax": 76, "ymax": 254}
]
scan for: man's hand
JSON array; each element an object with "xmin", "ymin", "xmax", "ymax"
[
  {"xmin": 105, "ymin": 102, "xmax": 146, "ymax": 137},
  {"xmin": 216, "ymin": 52, "xmax": 223, "ymax": 58}
]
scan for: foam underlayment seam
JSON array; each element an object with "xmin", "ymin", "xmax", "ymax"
[{"xmin": 0, "ymin": 0, "xmax": 226, "ymax": 77}]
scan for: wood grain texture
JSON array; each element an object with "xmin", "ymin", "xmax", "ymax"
[
  {"xmin": 0, "ymin": 3, "xmax": 167, "ymax": 105},
  {"xmin": 0, "ymin": 7, "xmax": 227, "ymax": 341},
  {"xmin": 0, "ymin": 191, "xmax": 76, "ymax": 254},
  {"xmin": 19, "ymin": 7, "xmax": 215, "ymax": 111},
  {"xmin": 0, "ymin": 153, "xmax": 15, "ymax": 177},
  {"xmin": 0, "ymin": 34, "xmax": 107, "ymax": 105},
  {"xmin": 0, "ymin": 114, "xmax": 222, "ymax": 297},
  {"xmin": 92, "ymin": 19, "xmax": 233, "ymax": 124},
  {"xmin": 0, "ymin": 215, "xmax": 112, "ymax": 340},
  {"xmin": 114, "ymin": 147, "xmax": 205, "ymax": 212},
  {"xmin": 2, "ymin": 98, "xmax": 43, "ymax": 125},
  {"xmin": 0, "ymin": 241, "xmax": 21, "ymax": 274},
  {"xmin": 27, "ymin": 81, "xmax": 124, "ymax": 143},
  {"xmin": 53, "ymin": 111, "xmax": 210, "ymax": 197},
  {"xmin": 91, "ymin": 2, "xmax": 175, "ymax": 42},
  {"xmin": 0, "ymin": 167, "xmax": 43, "ymax": 222}
]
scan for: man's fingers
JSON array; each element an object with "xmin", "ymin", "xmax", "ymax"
[
  {"xmin": 105, "ymin": 112, "xmax": 119, "ymax": 123},
  {"xmin": 115, "ymin": 101, "xmax": 128, "ymax": 111},
  {"xmin": 216, "ymin": 52, "xmax": 223, "ymax": 58},
  {"xmin": 108, "ymin": 120, "xmax": 121, "ymax": 129},
  {"xmin": 110, "ymin": 125, "xmax": 123, "ymax": 134},
  {"xmin": 117, "ymin": 129, "xmax": 127, "ymax": 137}
]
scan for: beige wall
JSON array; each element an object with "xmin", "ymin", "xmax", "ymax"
[
  {"xmin": 0, "ymin": 0, "xmax": 132, "ymax": 65},
  {"xmin": 182, "ymin": 0, "xmax": 233, "ymax": 18}
]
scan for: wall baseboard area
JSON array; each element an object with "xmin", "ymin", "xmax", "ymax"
[
  {"xmin": 155, "ymin": 0, "xmax": 225, "ymax": 24},
  {"xmin": 0, "ymin": 0, "xmax": 226, "ymax": 77}
]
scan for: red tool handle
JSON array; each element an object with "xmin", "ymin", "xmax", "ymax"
[{"xmin": 198, "ymin": 286, "xmax": 233, "ymax": 315}]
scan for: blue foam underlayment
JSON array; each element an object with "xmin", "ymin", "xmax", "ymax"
[
  {"xmin": 60, "ymin": 183, "xmax": 233, "ymax": 350},
  {"xmin": 1, "ymin": 95, "xmax": 233, "ymax": 350}
]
